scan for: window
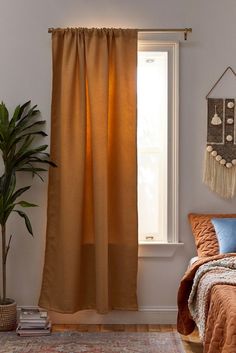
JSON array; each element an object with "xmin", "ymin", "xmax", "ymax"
[{"xmin": 137, "ymin": 40, "xmax": 179, "ymax": 244}]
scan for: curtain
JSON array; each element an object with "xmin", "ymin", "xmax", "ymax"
[{"xmin": 39, "ymin": 28, "xmax": 138, "ymax": 314}]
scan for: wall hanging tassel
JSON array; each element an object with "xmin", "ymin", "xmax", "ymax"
[{"xmin": 203, "ymin": 148, "xmax": 236, "ymax": 198}]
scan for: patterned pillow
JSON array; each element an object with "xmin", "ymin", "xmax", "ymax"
[{"xmin": 188, "ymin": 213, "xmax": 236, "ymax": 257}]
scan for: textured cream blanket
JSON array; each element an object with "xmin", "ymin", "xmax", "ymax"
[{"xmin": 188, "ymin": 257, "xmax": 236, "ymax": 341}]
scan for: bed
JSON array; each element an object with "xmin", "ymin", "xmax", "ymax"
[{"xmin": 177, "ymin": 213, "xmax": 236, "ymax": 353}]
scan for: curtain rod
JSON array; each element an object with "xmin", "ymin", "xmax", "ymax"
[{"xmin": 48, "ymin": 27, "xmax": 192, "ymax": 40}]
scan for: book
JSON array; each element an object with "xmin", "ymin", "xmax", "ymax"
[
  {"xmin": 20, "ymin": 318, "xmax": 48, "ymax": 324},
  {"xmin": 18, "ymin": 320, "xmax": 49, "ymax": 329},
  {"xmin": 19, "ymin": 307, "xmax": 48, "ymax": 321},
  {"xmin": 16, "ymin": 322, "xmax": 52, "ymax": 337}
]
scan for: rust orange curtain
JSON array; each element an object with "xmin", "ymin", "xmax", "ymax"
[{"xmin": 39, "ymin": 28, "xmax": 138, "ymax": 314}]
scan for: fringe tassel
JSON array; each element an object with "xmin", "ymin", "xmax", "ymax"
[{"xmin": 203, "ymin": 150, "xmax": 236, "ymax": 199}]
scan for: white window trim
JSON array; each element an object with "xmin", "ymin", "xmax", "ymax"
[
  {"xmin": 137, "ymin": 40, "xmax": 181, "ymax": 256},
  {"xmin": 138, "ymin": 242, "xmax": 184, "ymax": 258}
]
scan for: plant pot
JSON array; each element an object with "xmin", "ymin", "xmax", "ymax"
[{"xmin": 0, "ymin": 299, "xmax": 17, "ymax": 331}]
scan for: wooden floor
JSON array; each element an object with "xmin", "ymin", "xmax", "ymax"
[{"xmin": 53, "ymin": 324, "xmax": 203, "ymax": 353}]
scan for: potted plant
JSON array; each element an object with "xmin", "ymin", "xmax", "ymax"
[{"xmin": 0, "ymin": 101, "xmax": 55, "ymax": 331}]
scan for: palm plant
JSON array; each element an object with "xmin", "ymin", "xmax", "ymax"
[{"xmin": 0, "ymin": 101, "xmax": 56, "ymax": 305}]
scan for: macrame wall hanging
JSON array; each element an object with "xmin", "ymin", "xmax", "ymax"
[{"xmin": 203, "ymin": 67, "xmax": 236, "ymax": 198}]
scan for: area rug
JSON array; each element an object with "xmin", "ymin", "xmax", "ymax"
[{"xmin": 0, "ymin": 331, "xmax": 185, "ymax": 353}]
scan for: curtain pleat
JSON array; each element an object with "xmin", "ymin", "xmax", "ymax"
[{"xmin": 39, "ymin": 28, "xmax": 138, "ymax": 313}]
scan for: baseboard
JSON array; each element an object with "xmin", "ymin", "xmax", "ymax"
[
  {"xmin": 18, "ymin": 305, "xmax": 177, "ymax": 325},
  {"xmin": 18, "ymin": 306, "xmax": 177, "ymax": 325}
]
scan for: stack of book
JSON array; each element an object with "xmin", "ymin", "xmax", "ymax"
[{"xmin": 16, "ymin": 307, "xmax": 51, "ymax": 337}]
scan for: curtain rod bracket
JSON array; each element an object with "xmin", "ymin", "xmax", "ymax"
[{"xmin": 184, "ymin": 29, "xmax": 188, "ymax": 41}]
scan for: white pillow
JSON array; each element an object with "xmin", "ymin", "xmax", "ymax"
[{"xmin": 188, "ymin": 256, "xmax": 199, "ymax": 267}]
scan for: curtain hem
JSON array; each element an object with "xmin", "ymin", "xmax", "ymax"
[{"xmin": 39, "ymin": 302, "xmax": 138, "ymax": 314}]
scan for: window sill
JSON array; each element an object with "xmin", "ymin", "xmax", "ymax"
[{"xmin": 138, "ymin": 242, "xmax": 184, "ymax": 258}]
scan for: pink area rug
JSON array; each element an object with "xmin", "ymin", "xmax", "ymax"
[{"xmin": 0, "ymin": 331, "xmax": 185, "ymax": 353}]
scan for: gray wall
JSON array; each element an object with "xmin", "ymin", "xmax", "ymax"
[{"xmin": 0, "ymin": 0, "xmax": 236, "ymax": 322}]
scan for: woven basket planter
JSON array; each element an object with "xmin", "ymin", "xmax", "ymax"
[{"xmin": 0, "ymin": 299, "xmax": 17, "ymax": 331}]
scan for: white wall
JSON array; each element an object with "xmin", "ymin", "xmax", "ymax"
[{"xmin": 0, "ymin": 0, "xmax": 236, "ymax": 323}]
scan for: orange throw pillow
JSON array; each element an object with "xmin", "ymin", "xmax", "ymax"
[{"xmin": 188, "ymin": 213, "xmax": 236, "ymax": 257}]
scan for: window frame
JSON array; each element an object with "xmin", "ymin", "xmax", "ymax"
[{"xmin": 137, "ymin": 39, "xmax": 179, "ymax": 250}]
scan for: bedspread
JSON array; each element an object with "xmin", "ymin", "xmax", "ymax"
[
  {"xmin": 204, "ymin": 284, "xmax": 236, "ymax": 353},
  {"xmin": 188, "ymin": 257, "xmax": 236, "ymax": 341},
  {"xmin": 177, "ymin": 253, "xmax": 236, "ymax": 353}
]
